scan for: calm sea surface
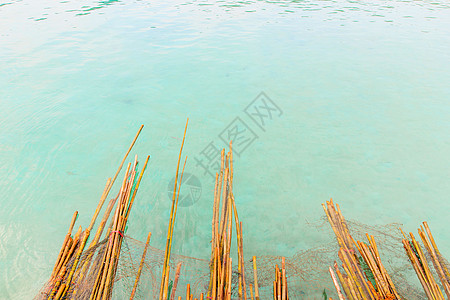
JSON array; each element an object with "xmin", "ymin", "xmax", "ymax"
[{"xmin": 0, "ymin": 0, "xmax": 449, "ymax": 298}]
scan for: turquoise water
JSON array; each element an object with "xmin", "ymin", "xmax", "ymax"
[{"xmin": 1, "ymin": 0, "xmax": 450, "ymax": 298}]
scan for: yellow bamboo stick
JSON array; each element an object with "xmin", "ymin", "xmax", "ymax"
[
  {"xmin": 51, "ymin": 211, "xmax": 78, "ymax": 279},
  {"xmin": 61, "ymin": 226, "xmax": 82, "ymax": 269},
  {"xmin": 338, "ymin": 266, "xmax": 354, "ymax": 300},
  {"xmin": 239, "ymin": 222, "xmax": 247, "ymax": 300},
  {"xmin": 419, "ymin": 227, "xmax": 450, "ymax": 298},
  {"xmin": 227, "ymin": 257, "xmax": 232, "ymax": 299},
  {"xmin": 410, "ymin": 232, "xmax": 443, "ymax": 299},
  {"xmin": 52, "ymin": 236, "xmax": 73, "ymax": 284},
  {"xmin": 162, "ymin": 268, "xmax": 170, "ymax": 300},
  {"xmin": 212, "ymin": 247, "xmax": 218, "ymax": 299},
  {"xmin": 61, "ymin": 126, "xmax": 144, "ymax": 299},
  {"xmin": 54, "ymin": 283, "xmax": 66, "ymax": 300},
  {"xmin": 95, "ymin": 163, "xmax": 132, "ymax": 300},
  {"xmin": 329, "ymin": 266, "xmax": 345, "ymax": 300},
  {"xmin": 402, "ymin": 238, "xmax": 434, "ymax": 299},
  {"xmin": 273, "ymin": 281, "xmax": 276, "ymax": 300},
  {"xmin": 170, "ymin": 262, "xmax": 183, "ymax": 300},
  {"xmin": 159, "ymin": 119, "xmax": 188, "ymax": 300},
  {"xmin": 423, "ymin": 222, "xmax": 450, "ymax": 281},
  {"xmin": 130, "ymin": 232, "xmax": 152, "ymax": 300},
  {"xmin": 253, "ymin": 256, "xmax": 260, "ymax": 300},
  {"xmin": 72, "ymin": 194, "xmax": 119, "ymax": 299},
  {"xmin": 282, "ymin": 257, "xmax": 287, "ymax": 300}
]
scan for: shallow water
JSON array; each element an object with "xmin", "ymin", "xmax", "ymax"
[{"xmin": 1, "ymin": 0, "xmax": 449, "ymax": 298}]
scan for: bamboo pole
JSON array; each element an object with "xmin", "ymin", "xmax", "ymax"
[
  {"xmin": 94, "ymin": 163, "xmax": 132, "ymax": 300},
  {"xmin": 159, "ymin": 119, "xmax": 188, "ymax": 300},
  {"xmin": 50, "ymin": 211, "xmax": 78, "ymax": 279},
  {"xmin": 227, "ymin": 257, "xmax": 232, "ymax": 300},
  {"xmin": 89, "ymin": 155, "xmax": 149, "ymax": 300},
  {"xmin": 253, "ymin": 256, "xmax": 260, "ymax": 300},
  {"xmin": 56, "ymin": 126, "xmax": 144, "ymax": 299},
  {"xmin": 419, "ymin": 225, "xmax": 450, "ymax": 298},
  {"xmin": 323, "ymin": 200, "xmax": 405, "ymax": 300},
  {"xmin": 130, "ymin": 232, "xmax": 152, "ymax": 300},
  {"xmin": 104, "ymin": 156, "xmax": 148, "ymax": 299},
  {"xmin": 281, "ymin": 257, "xmax": 287, "ymax": 300},
  {"xmin": 423, "ymin": 222, "xmax": 450, "ymax": 280},
  {"xmin": 170, "ymin": 262, "xmax": 183, "ymax": 300},
  {"xmin": 71, "ymin": 194, "xmax": 120, "ymax": 299},
  {"xmin": 329, "ymin": 266, "xmax": 346, "ymax": 300}
]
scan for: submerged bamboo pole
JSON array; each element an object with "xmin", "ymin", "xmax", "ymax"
[
  {"xmin": 130, "ymin": 232, "xmax": 152, "ymax": 300},
  {"xmin": 400, "ymin": 226, "xmax": 446, "ymax": 300},
  {"xmin": 88, "ymin": 154, "xmax": 150, "ymax": 300},
  {"xmin": 253, "ymin": 256, "xmax": 260, "ymax": 300},
  {"xmin": 50, "ymin": 211, "xmax": 78, "ymax": 279},
  {"xmin": 159, "ymin": 119, "xmax": 189, "ymax": 300},
  {"xmin": 329, "ymin": 267, "xmax": 345, "ymax": 300},
  {"xmin": 170, "ymin": 262, "xmax": 183, "ymax": 300},
  {"xmin": 323, "ymin": 199, "xmax": 400, "ymax": 300},
  {"xmin": 50, "ymin": 125, "xmax": 145, "ymax": 299},
  {"xmin": 203, "ymin": 142, "xmax": 251, "ymax": 300},
  {"xmin": 418, "ymin": 223, "xmax": 450, "ymax": 298}
]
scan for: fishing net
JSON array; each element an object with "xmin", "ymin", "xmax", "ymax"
[{"xmin": 36, "ymin": 216, "xmax": 449, "ymax": 299}]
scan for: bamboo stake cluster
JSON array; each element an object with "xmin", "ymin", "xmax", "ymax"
[
  {"xmin": 400, "ymin": 222, "xmax": 450, "ymax": 300},
  {"xmin": 206, "ymin": 143, "xmax": 245, "ymax": 300},
  {"xmin": 39, "ymin": 125, "xmax": 148, "ymax": 300},
  {"xmin": 272, "ymin": 257, "xmax": 289, "ymax": 300},
  {"xmin": 174, "ymin": 142, "xmax": 261, "ymax": 300},
  {"xmin": 354, "ymin": 234, "xmax": 399, "ymax": 299},
  {"xmin": 419, "ymin": 222, "xmax": 450, "ymax": 297},
  {"xmin": 323, "ymin": 199, "xmax": 399, "ymax": 300},
  {"xmin": 39, "ymin": 123, "xmax": 450, "ymax": 300},
  {"xmin": 46, "ymin": 211, "xmax": 80, "ymax": 298},
  {"xmin": 173, "ymin": 284, "xmax": 204, "ymax": 300},
  {"xmin": 174, "ymin": 142, "xmax": 263, "ymax": 300},
  {"xmin": 90, "ymin": 154, "xmax": 150, "ymax": 300}
]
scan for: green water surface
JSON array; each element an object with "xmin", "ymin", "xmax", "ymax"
[{"xmin": 0, "ymin": 0, "xmax": 449, "ymax": 298}]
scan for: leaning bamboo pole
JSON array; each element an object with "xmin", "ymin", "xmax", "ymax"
[
  {"xmin": 70, "ymin": 191, "xmax": 121, "ymax": 299},
  {"xmin": 418, "ymin": 223, "xmax": 450, "ymax": 298},
  {"xmin": 329, "ymin": 266, "xmax": 345, "ymax": 300},
  {"xmin": 400, "ymin": 226, "xmax": 446, "ymax": 300},
  {"xmin": 89, "ymin": 162, "xmax": 134, "ymax": 300},
  {"xmin": 169, "ymin": 262, "xmax": 183, "ymax": 300},
  {"xmin": 50, "ymin": 211, "xmax": 78, "ymax": 279},
  {"xmin": 323, "ymin": 199, "xmax": 400, "ymax": 300},
  {"xmin": 89, "ymin": 155, "xmax": 150, "ymax": 300},
  {"xmin": 47, "ymin": 125, "xmax": 144, "ymax": 300},
  {"xmin": 158, "ymin": 119, "xmax": 189, "ymax": 300},
  {"xmin": 130, "ymin": 232, "xmax": 152, "ymax": 300}
]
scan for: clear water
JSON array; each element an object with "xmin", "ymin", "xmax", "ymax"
[{"xmin": 1, "ymin": 0, "xmax": 449, "ymax": 298}]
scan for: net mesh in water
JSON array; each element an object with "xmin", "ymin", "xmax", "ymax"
[{"xmin": 36, "ymin": 217, "xmax": 449, "ymax": 299}]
